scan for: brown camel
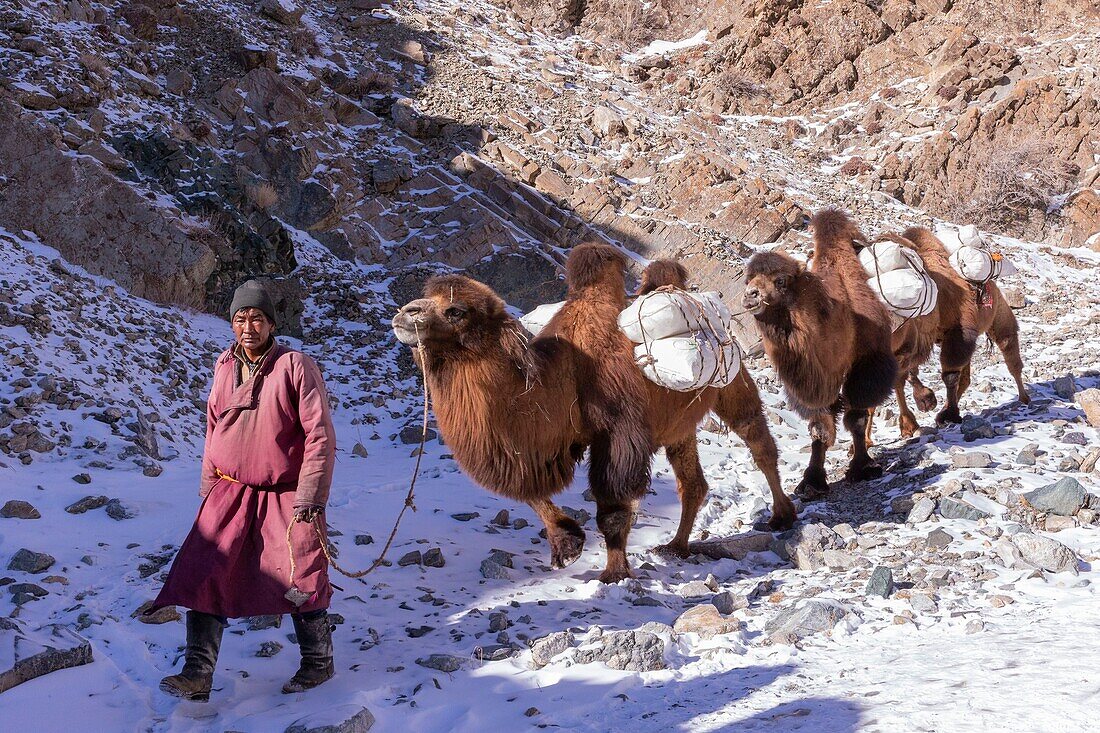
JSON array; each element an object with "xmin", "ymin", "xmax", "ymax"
[
  {"xmin": 742, "ymin": 209, "xmax": 898, "ymax": 499},
  {"xmin": 901, "ymin": 227, "xmax": 1029, "ymax": 421},
  {"xmin": 392, "ymin": 244, "xmax": 795, "ymax": 584},
  {"xmin": 855, "ymin": 232, "xmax": 941, "ymax": 442}
]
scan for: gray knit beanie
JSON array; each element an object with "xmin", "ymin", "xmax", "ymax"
[{"xmin": 229, "ymin": 280, "xmax": 277, "ymax": 325}]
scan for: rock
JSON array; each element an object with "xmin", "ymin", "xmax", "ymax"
[
  {"xmin": 1076, "ymin": 389, "xmax": 1100, "ymax": 427},
  {"xmin": 422, "ymin": 548, "xmax": 445, "ymax": 568},
  {"xmin": 561, "ymin": 506, "xmax": 590, "ymax": 525},
  {"xmin": 772, "ymin": 523, "xmax": 843, "ymax": 570},
  {"xmin": 865, "ymin": 566, "xmax": 894, "ymax": 598},
  {"xmin": 354, "ymin": 534, "xmax": 374, "ymax": 545},
  {"xmin": 711, "ymin": 590, "xmax": 748, "ymax": 615},
  {"xmin": 1024, "ymin": 477, "xmax": 1087, "ymax": 516},
  {"xmin": 530, "ymin": 631, "xmax": 575, "ymax": 668},
  {"xmin": 937, "ymin": 497, "xmax": 991, "ymax": 521},
  {"xmin": 8, "ymin": 583, "xmax": 47, "ymax": 599},
  {"xmin": 399, "ymin": 424, "xmax": 437, "ymax": 444},
  {"xmin": 0, "ymin": 618, "xmax": 93, "ymax": 694},
  {"xmin": 72, "ymin": 473, "xmax": 92, "ymax": 484},
  {"xmin": 66, "ymin": 495, "xmax": 109, "ymax": 514},
  {"xmin": 1016, "ymin": 444, "xmax": 1038, "ymax": 465},
  {"xmin": 1, "ymin": 500, "xmax": 40, "ymax": 519},
  {"xmin": 451, "ymin": 512, "xmax": 479, "ymax": 522},
  {"xmin": 673, "ymin": 604, "xmax": 742, "ymax": 638},
  {"xmin": 960, "ymin": 416, "xmax": 995, "ymax": 441},
  {"xmin": 416, "ymin": 654, "xmax": 463, "ymax": 673},
  {"xmin": 479, "ymin": 559, "xmax": 512, "ymax": 580},
  {"xmin": 257, "ymin": 641, "xmax": 283, "ymax": 657},
  {"xmin": 7, "ymin": 549, "xmax": 55, "ymax": 574},
  {"xmin": 491, "ymin": 509, "xmax": 510, "ymax": 527},
  {"xmin": 906, "ymin": 497, "xmax": 936, "ymax": 523},
  {"xmin": 132, "ymin": 601, "xmax": 180, "ymax": 625},
  {"xmin": 765, "ymin": 600, "xmax": 853, "ymax": 643},
  {"xmin": 475, "ymin": 644, "xmax": 515, "ymax": 661},
  {"xmin": 1000, "ymin": 286, "xmax": 1025, "ymax": 308},
  {"xmin": 395, "ymin": 40, "xmax": 429, "ymax": 65},
  {"xmin": 909, "ymin": 593, "xmax": 939, "ymax": 614},
  {"xmin": 926, "ymin": 528, "xmax": 953, "ymax": 550},
  {"xmin": 574, "ymin": 630, "xmax": 667, "ymax": 672},
  {"xmin": 1044, "ymin": 515, "xmax": 1078, "ymax": 532},
  {"xmin": 260, "ymin": 0, "xmax": 304, "ymax": 26},
  {"xmin": 1053, "ymin": 374, "xmax": 1077, "ymax": 399},
  {"xmin": 248, "ymin": 615, "xmax": 282, "ymax": 631},
  {"xmin": 105, "ymin": 498, "xmax": 137, "ymax": 520},
  {"xmin": 1011, "ymin": 533, "xmax": 1079, "ymax": 574},
  {"xmin": 951, "ymin": 451, "xmax": 992, "ymax": 469},
  {"xmin": 352, "ymin": 442, "xmax": 369, "ymax": 458},
  {"xmin": 397, "ymin": 550, "xmax": 422, "ymax": 567},
  {"xmin": 284, "ymin": 705, "xmax": 375, "ymax": 733},
  {"xmin": 592, "ymin": 106, "xmax": 625, "ymax": 137},
  {"xmin": 689, "ymin": 531, "xmax": 773, "ymax": 560},
  {"xmin": 678, "ymin": 580, "xmax": 714, "ymax": 598}
]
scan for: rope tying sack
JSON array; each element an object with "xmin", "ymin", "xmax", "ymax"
[
  {"xmin": 284, "ymin": 327, "xmax": 430, "ymax": 602},
  {"xmin": 620, "ymin": 286, "xmax": 743, "ymax": 391}
]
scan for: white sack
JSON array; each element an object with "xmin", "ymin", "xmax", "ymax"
[
  {"xmin": 635, "ymin": 333, "xmax": 742, "ymax": 391},
  {"xmin": 934, "ymin": 224, "xmax": 982, "ymax": 253},
  {"xmin": 950, "ymin": 245, "xmax": 1018, "ymax": 283},
  {"xmin": 520, "ymin": 301, "xmax": 565, "ymax": 335},
  {"xmin": 859, "ymin": 241, "xmax": 921, "ymax": 274},
  {"xmin": 867, "ymin": 268, "xmax": 939, "ymax": 320},
  {"xmin": 619, "ymin": 290, "xmax": 731, "ymax": 343}
]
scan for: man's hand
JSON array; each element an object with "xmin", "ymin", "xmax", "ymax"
[{"xmin": 294, "ymin": 505, "xmax": 323, "ymax": 524}]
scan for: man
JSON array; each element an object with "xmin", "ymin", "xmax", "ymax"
[{"xmin": 150, "ymin": 279, "xmax": 337, "ymax": 701}]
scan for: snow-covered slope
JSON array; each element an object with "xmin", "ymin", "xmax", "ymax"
[{"xmin": 2, "ymin": 221, "xmax": 1099, "ymax": 732}]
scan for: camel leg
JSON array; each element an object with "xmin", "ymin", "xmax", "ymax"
[
  {"xmin": 896, "ymin": 379, "xmax": 920, "ymax": 439},
  {"xmin": 992, "ymin": 306, "xmax": 1030, "ymax": 405},
  {"xmin": 794, "ymin": 410, "xmax": 835, "ymax": 501},
  {"xmin": 654, "ymin": 437, "xmax": 707, "ymax": 558},
  {"xmin": 587, "ymin": 431, "xmax": 649, "ymax": 583},
  {"xmin": 844, "ymin": 408, "xmax": 882, "ymax": 482},
  {"xmin": 864, "ymin": 408, "xmax": 876, "ymax": 448},
  {"xmin": 935, "ymin": 325, "xmax": 975, "ymax": 425},
  {"xmin": 910, "ymin": 369, "xmax": 938, "ymax": 412},
  {"xmin": 527, "ymin": 497, "xmax": 586, "ymax": 569},
  {"xmin": 957, "ymin": 361, "xmax": 972, "ymax": 402},
  {"xmin": 595, "ymin": 496, "xmax": 638, "ymax": 584},
  {"xmin": 714, "ymin": 371, "xmax": 796, "ymax": 530}
]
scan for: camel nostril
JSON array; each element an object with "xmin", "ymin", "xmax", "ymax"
[{"xmin": 403, "ymin": 305, "xmax": 422, "ymax": 316}]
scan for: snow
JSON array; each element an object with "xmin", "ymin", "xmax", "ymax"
[
  {"xmin": 625, "ymin": 30, "xmax": 711, "ymax": 62},
  {"xmin": 0, "ymin": 224, "xmax": 1098, "ymax": 732}
]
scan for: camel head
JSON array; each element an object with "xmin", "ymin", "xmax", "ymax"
[
  {"xmin": 637, "ymin": 259, "xmax": 689, "ymax": 295},
  {"xmin": 392, "ymin": 274, "xmax": 520, "ymax": 356},
  {"xmin": 742, "ymin": 251, "xmax": 807, "ymax": 316}
]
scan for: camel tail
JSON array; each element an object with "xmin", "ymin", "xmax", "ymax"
[
  {"xmin": 638, "ymin": 259, "xmax": 689, "ymax": 295},
  {"xmin": 811, "ymin": 208, "xmax": 862, "ymax": 256},
  {"xmin": 842, "ymin": 350, "xmax": 898, "ymax": 410},
  {"xmin": 565, "ymin": 242, "xmax": 629, "ymax": 295}
]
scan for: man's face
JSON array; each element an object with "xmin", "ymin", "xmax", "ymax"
[{"xmin": 232, "ymin": 308, "xmax": 275, "ymax": 355}]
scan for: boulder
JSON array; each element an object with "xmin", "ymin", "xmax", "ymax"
[
  {"xmin": 1, "ymin": 500, "xmax": 40, "ymax": 519},
  {"xmin": 1024, "ymin": 477, "xmax": 1087, "ymax": 516},
  {"xmin": 285, "ymin": 705, "xmax": 375, "ymax": 733},
  {"xmin": 530, "ymin": 631, "xmax": 575, "ymax": 668},
  {"xmin": 573, "ymin": 630, "xmax": 667, "ymax": 672},
  {"xmin": 772, "ymin": 523, "xmax": 843, "ymax": 570},
  {"xmin": 1011, "ymin": 533, "xmax": 1079, "ymax": 574},
  {"xmin": 1076, "ymin": 388, "xmax": 1100, "ymax": 428},
  {"xmin": 765, "ymin": 600, "xmax": 854, "ymax": 643},
  {"xmin": 673, "ymin": 604, "xmax": 742, "ymax": 639},
  {"xmin": 261, "ymin": 0, "xmax": 304, "ymax": 26},
  {"xmin": 7, "ymin": 549, "xmax": 55, "ymax": 574},
  {"xmin": 0, "ymin": 618, "xmax": 93, "ymax": 694}
]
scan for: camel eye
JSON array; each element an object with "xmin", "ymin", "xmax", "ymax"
[
  {"xmin": 444, "ymin": 305, "xmax": 468, "ymax": 321},
  {"xmin": 775, "ymin": 275, "xmax": 789, "ymax": 289}
]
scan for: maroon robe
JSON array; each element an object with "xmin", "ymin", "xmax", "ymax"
[{"xmin": 152, "ymin": 342, "xmax": 336, "ymax": 617}]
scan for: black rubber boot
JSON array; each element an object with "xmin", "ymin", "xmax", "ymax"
[
  {"xmin": 282, "ymin": 610, "xmax": 335, "ymax": 694},
  {"xmin": 160, "ymin": 611, "xmax": 225, "ymax": 702}
]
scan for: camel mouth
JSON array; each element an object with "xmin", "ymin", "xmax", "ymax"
[
  {"xmin": 391, "ymin": 315, "xmax": 424, "ymax": 345},
  {"xmin": 741, "ymin": 297, "xmax": 766, "ymax": 316}
]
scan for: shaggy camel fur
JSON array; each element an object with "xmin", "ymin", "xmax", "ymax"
[
  {"xmin": 901, "ymin": 227, "xmax": 1029, "ymax": 420},
  {"xmin": 856, "ymin": 232, "xmax": 941, "ymax": 442},
  {"xmin": 742, "ymin": 209, "xmax": 898, "ymax": 499},
  {"xmin": 392, "ymin": 245, "xmax": 795, "ymax": 583}
]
